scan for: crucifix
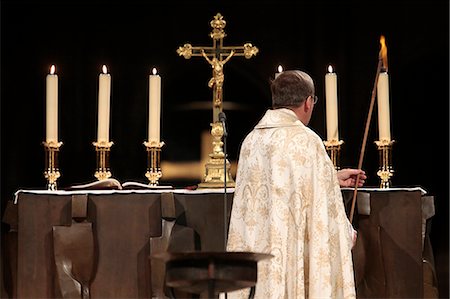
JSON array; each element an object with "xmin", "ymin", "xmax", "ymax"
[{"xmin": 177, "ymin": 13, "xmax": 258, "ymax": 188}]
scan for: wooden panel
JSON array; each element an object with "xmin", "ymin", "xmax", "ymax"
[
  {"xmin": 87, "ymin": 194, "xmax": 161, "ymax": 298},
  {"xmin": 17, "ymin": 194, "xmax": 71, "ymax": 298}
]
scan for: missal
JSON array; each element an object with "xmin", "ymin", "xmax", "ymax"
[{"xmin": 66, "ymin": 178, "xmax": 173, "ymax": 190}]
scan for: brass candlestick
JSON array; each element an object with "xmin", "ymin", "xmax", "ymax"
[
  {"xmin": 375, "ymin": 139, "xmax": 394, "ymax": 188},
  {"xmin": 198, "ymin": 122, "xmax": 235, "ymax": 188},
  {"xmin": 93, "ymin": 141, "xmax": 113, "ymax": 180},
  {"xmin": 144, "ymin": 140, "xmax": 164, "ymax": 186},
  {"xmin": 323, "ymin": 139, "xmax": 344, "ymax": 170},
  {"xmin": 43, "ymin": 141, "xmax": 62, "ymax": 190}
]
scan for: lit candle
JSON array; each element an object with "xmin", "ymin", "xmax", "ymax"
[
  {"xmin": 377, "ymin": 36, "xmax": 391, "ymax": 141},
  {"xmin": 325, "ymin": 65, "xmax": 339, "ymax": 141},
  {"xmin": 377, "ymin": 72, "xmax": 391, "ymax": 141},
  {"xmin": 46, "ymin": 65, "xmax": 58, "ymax": 143},
  {"xmin": 148, "ymin": 67, "xmax": 161, "ymax": 143},
  {"xmin": 275, "ymin": 65, "xmax": 283, "ymax": 78},
  {"xmin": 97, "ymin": 65, "xmax": 111, "ymax": 143}
]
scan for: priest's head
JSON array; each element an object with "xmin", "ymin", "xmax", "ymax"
[{"xmin": 271, "ymin": 70, "xmax": 317, "ymax": 125}]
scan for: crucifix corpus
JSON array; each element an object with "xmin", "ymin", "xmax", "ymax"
[{"xmin": 177, "ymin": 13, "xmax": 258, "ymax": 188}]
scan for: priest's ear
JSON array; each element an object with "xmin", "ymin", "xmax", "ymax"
[{"xmin": 303, "ymin": 95, "xmax": 313, "ymax": 111}]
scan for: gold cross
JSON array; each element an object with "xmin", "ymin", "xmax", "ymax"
[
  {"xmin": 176, "ymin": 13, "xmax": 258, "ymax": 187},
  {"xmin": 177, "ymin": 13, "xmax": 259, "ymax": 123}
]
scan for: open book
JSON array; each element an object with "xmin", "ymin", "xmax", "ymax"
[
  {"xmin": 122, "ymin": 181, "xmax": 173, "ymax": 190},
  {"xmin": 66, "ymin": 178, "xmax": 173, "ymax": 190}
]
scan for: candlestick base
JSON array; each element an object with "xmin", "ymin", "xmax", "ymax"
[
  {"xmin": 93, "ymin": 141, "xmax": 113, "ymax": 181},
  {"xmin": 323, "ymin": 139, "xmax": 344, "ymax": 170},
  {"xmin": 375, "ymin": 139, "xmax": 395, "ymax": 189},
  {"xmin": 43, "ymin": 141, "xmax": 63, "ymax": 191},
  {"xmin": 198, "ymin": 157, "xmax": 235, "ymax": 188},
  {"xmin": 198, "ymin": 122, "xmax": 235, "ymax": 188},
  {"xmin": 144, "ymin": 140, "xmax": 164, "ymax": 186}
]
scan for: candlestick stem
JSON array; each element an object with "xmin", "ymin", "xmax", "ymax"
[
  {"xmin": 323, "ymin": 140, "xmax": 344, "ymax": 170},
  {"xmin": 144, "ymin": 141, "xmax": 164, "ymax": 186},
  {"xmin": 43, "ymin": 141, "xmax": 62, "ymax": 190},
  {"xmin": 93, "ymin": 141, "xmax": 113, "ymax": 180},
  {"xmin": 375, "ymin": 139, "xmax": 394, "ymax": 188}
]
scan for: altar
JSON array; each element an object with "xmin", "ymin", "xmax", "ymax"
[
  {"xmin": 2, "ymin": 186, "xmax": 438, "ymax": 298},
  {"xmin": 341, "ymin": 187, "xmax": 438, "ymax": 298},
  {"xmin": 2, "ymin": 189, "xmax": 234, "ymax": 298}
]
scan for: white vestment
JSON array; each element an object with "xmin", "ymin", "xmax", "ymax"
[{"xmin": 227, "ymin": 108, "xmax": 356, "ymax": 299}]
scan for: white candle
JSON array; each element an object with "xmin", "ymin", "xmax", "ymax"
[
  {"xmin": 275, "ymin": 65, "xmax": 283, "ymax": 78},
  {"xmin": 97, "ymin": 65, "xmax": 111, "ymax": 143},
  {"xmin": 148, "ymin": 67, "xmax": 161, "ymax": 143},
  {"xmin": 46, "ymin": 65, "xmax": 58, "ymax": 143},
  {"xmin": 325, "ymin": 65, "xmax": 339, "ymax": 141},
  {"xmin": 377, "ymin": 71, "xmax": 391, "ymax": 141}
]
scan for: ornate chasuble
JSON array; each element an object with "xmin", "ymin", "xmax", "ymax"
[{"xmin": 227, "ymin": 108, "xmax": 356, "ymax": 299}]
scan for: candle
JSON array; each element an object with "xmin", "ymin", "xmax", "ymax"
[
  {"xmin": 97, "ymin": 65, "xmax": 111, "ymax": 143},
  {"xmin": 377, "ymin": 36, "xmax": 391, "ymax": 141},
  {"xmin": 377, "ymin": 72, "xmax": 391, "ymax": 141},
  {"xmin": 275, "ymin": 65, "xmax": 283, "ymax": 78},
  {"xmin": 325, "ymin": 65, "xmax": 339, "ymax": 141},
  {"xmin": 148, "ymin": 67, "xmax": 161, "ymax": 143},
  {"xmin": 46, "ymin": 65, "xmax": 58, "ymax": 143}
]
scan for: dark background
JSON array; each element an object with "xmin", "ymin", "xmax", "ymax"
[{"xmin": 1, "ymin": 0, "xmax": 448, "ymax": 296}]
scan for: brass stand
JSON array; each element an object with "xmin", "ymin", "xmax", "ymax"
[
  {"xmin": 43, "ymin": 141, "xmax": 62, "ymax": 190},
  {"xmin": 198, "ymin": 122, "xmax": 235, "ymax": 188},
  {"xmin": 323, "ymin": 140, "xmax": 344, "ymax": 170},
  {"xmin": 375, "ymin": 139, "xmax": 394, "ymax": 188},
  {"xmin": 144, "ymin": 140, "xmax": 164, "ymax": 186},
  {"xmin": 93, "ymin": 141, "xmax": 113, "ymax": 180}
]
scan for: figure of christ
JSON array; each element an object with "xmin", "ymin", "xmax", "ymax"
[{"xmin": 201, "ymin": 49, "xmax": 235, "ymax": 107}]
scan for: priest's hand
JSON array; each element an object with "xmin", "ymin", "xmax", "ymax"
[{"xmin": 337, "ymin": 168, "xmax": 366, "ymax": 187}]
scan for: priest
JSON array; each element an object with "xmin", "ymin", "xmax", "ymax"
[{"xmin": 227, "ymin": 70, "xmax": 366, "ymax": 298}]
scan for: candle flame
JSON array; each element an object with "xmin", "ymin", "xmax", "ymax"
[
  {"xmin": 277, "ymin": 65, "xmax": 283, "ymax": 73},
  {"xmin": 328, "ymin": 65, "xmax": 333, "ymax": 73},
  {"xmin": 379, "ymin": 35, "xmax": 388, "ymax": 71},
  {"xmin": 152, "ymin": 68, "xmax": 157, "ymax": 75},
  {"xmin": 102, "ymin": 65, "xmax": 108, "ymax": 74},
  {"xmin": 50, "ymin": 65, "xmax": 56, "ymax": 75}
]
